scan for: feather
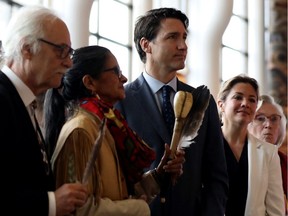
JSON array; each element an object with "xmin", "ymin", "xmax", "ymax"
[
  {"xmin": 180, "ymin": 85, "xmax": 210, "ymax": 148},
  {"xmin": 170, "ymin": 85, "xmax": 210, "ymax": 156},
  {"xmin": 82, "ymin": 118, "xmax": 106, "ymax": 184}
]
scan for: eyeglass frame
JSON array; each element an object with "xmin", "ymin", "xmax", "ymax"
[
  {"xmin": 102, "ymin": 66, "xmax": 122, "ymax": 78},
  {"xmin": 253, "ymin": 114, "xmax": 282, "ymax": 125},
  {"xmin": 37, "ymin": 38, "xmax": 74, "ymax": 59}
]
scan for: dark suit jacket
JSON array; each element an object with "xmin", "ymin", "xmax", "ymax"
[
  {"xmin": 116, "ymin": 74, "xmax": 229, "ymax": 216},
  {"xmin": 0, "ymin": 71, "xmax": 54, "ymax": 215}
]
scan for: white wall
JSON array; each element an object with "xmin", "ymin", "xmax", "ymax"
[
  {"xmin": 248, "ymin": 0, "xmax": 266, "ymax": 95},
  {"xmin": 51, "ymin": 0, "xmax": 93, "ymax": 49},
  {"xmin": 187, "ymin": 0, "xmax": 233, "ymax": 98}
]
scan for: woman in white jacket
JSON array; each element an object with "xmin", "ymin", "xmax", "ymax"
[
  {"xmin": 217, "ymin": 74, "xmax": 285, "ymax": 216},
  {"xmin": 248, "ymin": 94, "xmax": 287, "ymax": 214}
]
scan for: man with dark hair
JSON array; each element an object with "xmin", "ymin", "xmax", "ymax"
[{"xmin": 116, "ymin": 7, "xmax": 229, "ymax": 216}]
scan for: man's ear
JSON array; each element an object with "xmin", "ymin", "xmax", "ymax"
[
  {"xmin": 140, "ymin": 37, "xmax": 151, "ymax": 53},
  {"xmin": 22, "ymin": 44, "xmax": 33, "ymax": 59}
]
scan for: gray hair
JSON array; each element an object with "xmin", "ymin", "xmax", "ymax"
[
  {"xmin": 256, "ymin": 94, "xmax": 287, "ymax": 147},
  {"xmin": 2, "ymin": 6, "xmax": 59, "ymax": 63}
]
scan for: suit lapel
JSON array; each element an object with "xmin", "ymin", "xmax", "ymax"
[
  {"xmin": 127, "ymin": 76, "xmax": 196, "ymax": 144},
  {"xmin": 245, "ymin": 134, "xmax": 263, "ymax": 214},
  {"xmin": 132, "ymin": 75, "xmax": 172, "ymax": 143}
]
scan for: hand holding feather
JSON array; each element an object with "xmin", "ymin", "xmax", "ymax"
[
  {"xmin": 157, "ymin": 144, "xmax": 185, "ymax": 203},
  {"xmin": 160, "ymin": 86, "xmax": 210, "ymax": 204}
]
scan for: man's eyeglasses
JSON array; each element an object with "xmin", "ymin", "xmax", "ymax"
[
  {"xmin": 103, "ymin": 66, "xmax": 122, "ymax": 78},
  {"xmin": 254, "ymin": 114, "xmax": 282, "ymax": 125},
  {"xmin": 38, "ymin": 38, "xmax": 74, "ymax": 59}
]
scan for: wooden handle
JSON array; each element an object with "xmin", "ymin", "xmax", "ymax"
[{"xmin": 170, "ymin": 120, "xmax": 184, "ymax": 156}]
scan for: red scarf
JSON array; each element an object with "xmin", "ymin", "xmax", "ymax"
[{"xmin": 80, "ymin": 96, "xmax": 156, "ymax": 185}]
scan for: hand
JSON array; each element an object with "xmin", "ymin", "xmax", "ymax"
[
  {"xmin": 55, "ymin": 183, "xmax": 88, "ymax": 216},
  {"xmin": 130, "ymin": 194, "xmax": 148, "ymax": 202},
  {"xmin": 156, "ymin": 144, "xmax": 185, "ymax": 185}
]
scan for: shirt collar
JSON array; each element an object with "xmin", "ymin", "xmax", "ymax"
[
  {"xmin": 2, "ymin": 65, "xmax": 35, "ymax": 107},
  {"xmin": 143, "ymin": 70, "xmax": 177, "ymax": 94}
]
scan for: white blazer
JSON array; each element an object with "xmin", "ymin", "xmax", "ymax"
[{"xmin": 245, "ymin": 134, "xmax": 285, "ymax": 216}]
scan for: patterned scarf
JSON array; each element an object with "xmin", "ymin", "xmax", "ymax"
[{"xmin": 80, "ymin": 96, "xmax": 156, "ymax": 185}]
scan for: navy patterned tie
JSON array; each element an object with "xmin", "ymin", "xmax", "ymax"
[{"xmin": 161, "ymin": 85, "xmax": 175, "ymax": 135}]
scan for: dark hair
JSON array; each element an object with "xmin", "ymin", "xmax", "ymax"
[
  {"xmin": 63, "ymin": 45, "xmax": 111, "ymax": 100},
  {"xmin": 44, "ymin": 45, "xmax": 111, "ymax": 158},
  {"xmin": 134, "ymin": 7, "xmax": 189, "ymax": 63}
]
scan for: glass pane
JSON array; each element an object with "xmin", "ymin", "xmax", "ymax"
[
  {"xmin": 222, "ymin": 47, "xmax": 247, "ymax": 81},
  {"xmin": 222, "ymin": 16, "xmax": 247, "ymax": 53},
  {"xmin": 99, "ymin": 39, "xmax": 130, "ymax": 81},
  {"xmin": 89, "ymin": 1, "xmax": 98, "ymax": 34},
  {"xmin": 233, "ymin": 0, "xmax": 247, "ymax": 17},
  {"xmin": 14, "ymin": 0, "xmax": 43, "ymax": 5},
  {"xmin": 264, "ymin": 30, "xmax": 270, "ymax": 64},
  {"xmin": 264, "ymin": 0, "xmax": 270, "ymax": 28},
  {"xmin": 89, "ymin": 35, "xmax": 99, "ymax": 45},
  {"xmin": 0, "ymin": 2, "xmax": 11, "ymax": 40},
  {"xmin": 118, "ymin": 0, "xmax": 131, "ymax": 4},
  {"xmin": 11, "ymin": 5, "xmax": 21, "ymax": 17},
  {"xmin": 99, "ymin": 0, "xmax": 130, "ymax": 45}
]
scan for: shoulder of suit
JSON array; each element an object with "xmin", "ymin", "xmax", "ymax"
[
  {"xmin": 177, "ymin": 80, "xmax": 195, "ymax": 92},
  {"xmin": 125, "ymin": 75, "xmax": 144, "ymax": 90}
]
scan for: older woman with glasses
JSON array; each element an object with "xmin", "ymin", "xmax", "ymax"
[
  {"xmin": 248, "ymin": 94, "xmax": 287, "ymax": 213},
  {"xmin": 44, "ymin": 45, "xmax": 185, "ymax": 216}
]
